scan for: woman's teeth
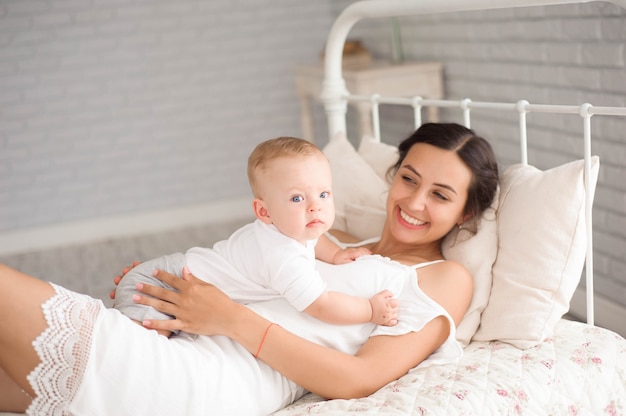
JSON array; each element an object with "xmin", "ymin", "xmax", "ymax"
[{"xmin": 400, "ymin": 210, "xmax": 427, "ymax": 226}]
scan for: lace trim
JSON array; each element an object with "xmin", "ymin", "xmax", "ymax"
[{"xmin": 26, "ymin": 283, "xmax": 103, "ymax": 416}]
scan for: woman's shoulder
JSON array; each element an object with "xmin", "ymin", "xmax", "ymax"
[
  {"xmin": 417, "ymin": 259, "xmax": 473, "ymax": 325},
  {"xmin": 430, "ymin": 258, "xmax": 470, "ymax": 276},
  {"xmin": 422, "ymin": 259, "xmax": 472, "ymax": 289}
]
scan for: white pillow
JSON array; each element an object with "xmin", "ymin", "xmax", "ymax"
[
  {"xmin": 442, "ymin": 187, "xmax": 499, "ymax": 347},
  {"xmin": 323, "ymin": 133, "xmax": 388, "ymax": 233},
  {"xmin": 473, "ymin": 157, "xmax": 600, "ymax": 349},
  {"xmin": 357, "ymin": 135, "xmax": 399, "ymax": 181},
  {"xmin": 344, "ymin": 203, "xmax": 387, "ymax": 241}
]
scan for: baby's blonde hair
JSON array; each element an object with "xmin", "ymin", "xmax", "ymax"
[{"xmin": 247, "ymin": 136, "xmax": 323, "ymax": 197}]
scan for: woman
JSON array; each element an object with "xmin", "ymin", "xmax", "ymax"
[{"xmin": 0, "ymin": 123, "xmax": 498, "ymax": 415}]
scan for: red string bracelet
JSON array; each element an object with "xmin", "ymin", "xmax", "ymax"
[{"xmin": 254, "ymin": 322, "xmax": 278, "ymax": 358}]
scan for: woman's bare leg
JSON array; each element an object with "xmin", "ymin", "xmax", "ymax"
[
  {"xmin": 0, "ymin": 264, "xmax": 56, "ymax": 401},
  {"xmin": 0, "ymin": 367, "xmax": 31, "ymax": 412}
]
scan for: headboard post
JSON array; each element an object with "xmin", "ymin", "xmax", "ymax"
[
  {"xmin": 580, "ymin": 103, "xmax": 595, "ymax": 326},
  {"xmin": 412, "ymin": 97, "xmax": 423, "ymax": 129},
  {"xmin": 460, "ymin": 98, "xmax": 472, "ymax": 128},
  {"xmin": 517, "ymin": 100, "xmax": 530, "ymax": 165}
]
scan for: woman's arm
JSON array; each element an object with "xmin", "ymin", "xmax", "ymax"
[
  {"xmin": 257, "ymin": 316, "xmax": 450, "ymax": 399},
  {"xmin": 134, "ymin": 263, "xmax": 471, "ymax": 399}
]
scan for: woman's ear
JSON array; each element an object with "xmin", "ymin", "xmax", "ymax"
[
  {"xmin": 253, "ymin": 198, "xmax": 272, "ymax": 224},
  {"xmin": 458, "ymin": 212, "xmax": 473, "ymax": 227}
]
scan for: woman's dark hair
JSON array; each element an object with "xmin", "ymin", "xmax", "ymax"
[{"xmin": 389, "ymin": 123, "xmax": 499, "ymax": 228}]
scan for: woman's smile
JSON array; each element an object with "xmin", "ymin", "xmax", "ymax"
[{"xmin": 398, "ymin": 208, "xmax": 428, "ymax": 228}]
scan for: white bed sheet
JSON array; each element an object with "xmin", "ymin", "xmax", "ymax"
[{"xmin": 273, "ymin": 319, "xmax": 626, "ymax": 415}]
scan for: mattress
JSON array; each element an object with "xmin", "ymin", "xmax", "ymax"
[{"xmin": 274, "ymin": 319, "xmax": 626, "ymax": 415}]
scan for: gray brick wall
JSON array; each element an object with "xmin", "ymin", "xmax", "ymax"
[
  {"xmin": 328, "ymin": 1, "xmax": 626, "ymax": 313},
  {"xmin": 1, "ymin": 1, "xmax": 624, "ymax": 318},
  {"xmin": 1, "ymin": 0, "xmax": 333, "ymax": 231}
]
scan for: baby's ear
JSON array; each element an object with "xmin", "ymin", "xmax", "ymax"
[{"xmin": 253, "ymin": 198, "xmax": 272, "ymax": 224}]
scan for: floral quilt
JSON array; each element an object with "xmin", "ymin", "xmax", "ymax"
[{"xmin": 274, "ymin": 320, "xmax": 626, "ymax": 415}]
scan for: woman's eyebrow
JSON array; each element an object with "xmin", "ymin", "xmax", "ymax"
[{"xmin": 402, "ymin": 164, "xmax": 458, "ymax": 195}]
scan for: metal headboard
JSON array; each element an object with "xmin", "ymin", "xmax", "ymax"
[{"xmin": 320, "ymin": 0, "xmax": 626, "ymax": 326}]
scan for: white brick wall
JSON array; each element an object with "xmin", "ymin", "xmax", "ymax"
[
  {"xmin": 327, "ymin": 1, "xmax": 626, "ymax": 322},
  {"xmin": 0, "ymin": 0, "xmax": 333, "ymax": 231}
]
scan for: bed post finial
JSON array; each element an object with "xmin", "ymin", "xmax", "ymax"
[{"xmin": 320, "ymin": 77, "xmax": 349, "ymax": 141}]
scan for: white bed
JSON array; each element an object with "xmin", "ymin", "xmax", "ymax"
[
  {"xmin": 272, "ymin": 0, "xmax": 626, "ymax": 414},
  {"xmin": 1, "ymin": 2, "xmax": 624, "ymax": 416}
]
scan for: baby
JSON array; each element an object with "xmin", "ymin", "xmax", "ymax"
[{"xmin": 114, "ymin": 136, "xmax": 398, "ymax": 337}]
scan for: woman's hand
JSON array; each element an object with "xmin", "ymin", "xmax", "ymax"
[
  {"xmin": 109, "ymin": 261, "xmax": 141, "ymax": 300},
  {"xmin": 132, "ymin": 267, "xmax": 243, "ymax": 337}
]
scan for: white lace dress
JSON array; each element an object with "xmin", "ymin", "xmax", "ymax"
[{"xmin": 27, "ymin": 255, "xmax": 462, "ymax": 416}]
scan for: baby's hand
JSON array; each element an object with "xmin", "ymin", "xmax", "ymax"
[
  {"xmin": 369, "ymin": 290, "xmax": 398, "ymax": 326},
  {"xmin": 332, "ymin": 247, "xmax": 372, "ymax": 264}
]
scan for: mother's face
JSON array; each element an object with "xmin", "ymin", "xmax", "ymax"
[{"xmin": 386, "ymin": 142, "xmax": 472, "ymax": 246}]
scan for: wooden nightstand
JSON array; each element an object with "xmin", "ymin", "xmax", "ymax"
[{"xmin": 294, "ymin": 61, "xmax": 444, "ymax": 141}]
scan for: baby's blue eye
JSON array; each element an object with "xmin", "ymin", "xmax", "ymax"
[
  {"xmin": 291, "ymin": 195, "xmax": 304, "ymax": 203},
  {"xmin": 320, "ymin": 191, "xmax": 329, "ymax": 199}
]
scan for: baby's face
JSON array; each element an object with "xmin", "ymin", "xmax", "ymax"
[{"xmin": 257, "ymin": 153, "xmax": 335, "ymax": 244}]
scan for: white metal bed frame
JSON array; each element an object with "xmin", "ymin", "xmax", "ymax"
[{"xmin": 320, "ymin": 0, "xmax": 626, "ymax": 327}]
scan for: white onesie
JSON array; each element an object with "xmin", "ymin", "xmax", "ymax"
[
  {"xmin": 186, "ymin": 219, "xmax": 326, "ymax": 311},
  {"xmin": 113, "ymin": 219, "xmax": 328, "ymax": 325}
]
